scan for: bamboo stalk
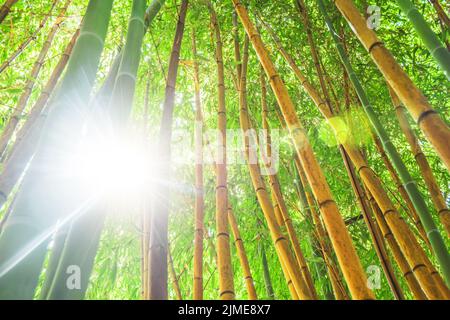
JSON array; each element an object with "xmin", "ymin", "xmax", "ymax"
[
  {"xmin": 0, "ymin": 0, "xmax": 113, "ymax": 299},
  {"xmin": 110, "ymin": 0, "xmax": 147, "ymax": 126},
  {"xmin": 232, "ymin": 0, "xmax": 373, "ymax": 300},
  {"xmin": 0, "ymin": 27, "xmax": 80, "ymax": 210},
  {"xmin": 428, "ymin": 0, "xmax": 450, "ymax": 28},
  {"xmin": 340, "ymin": 147, "xmax": 405, "ymax": 300},
  {"xmin": 371, "ymin": 133, "xmax": 431, "ymax": 248},
  {"xmin": 0, "ymin": 0, "xmax": 19, "ymax": 24},
  {"xmin": 260, "ymin": 243, "xmax": 275, "ymax": 299},
  {"xmin": 0, "ymin": 0, "xmax": 58, "ymax": 74},
  {"xmin": 395, "ymin": 0, "xmax": 450, "ymax": 80},
  {"xmin": 364, "ymin": 187, "xmax": 428, "ymax": 300},
  {"xmin": 45, "ymin": 49, "xmax": 122, "ymax": 300},
  {"xmin": 265, "ymin": 2, "xmax": 445, "ymax": 298},
  {"xmin": 168, "ymin": 247, "xmax": 183, "ymax": 300},
  {"xmin": 388, "ymin": 86, "xmax": 450, "ymax": 236},
  {"xmin": 237, "ymin": 34, "xmax": 312, "ymax": 300},
  {"xmin": 259, "ymin": 70, "xmax": 317, "ymax": 299},
  {"xmin": 206, "ymin": 0, "xmax": 235, "ymax": 300},
  {"xmin": 149, "ymin": 0, "xmax": 188, "ymax": 300},
  {"xmin": 38, "ymin": 225, "xmax": 68, "ymax": 299},
  {"xmin": 0, "ymin": 0, "xmax": 72, "ymax": 158},
  {"xmin": 318, "ymin": 0, "xmax": 450, "ymax": 286},
  {"xmin": 294, "ymin": 156, "xmax": 350, "ymax": 300},
  {"xmin": 192, "ymin": 29, "xmax": 204, "ymax": 300},
  {"xmin": 333, "ymin": 0, "xmax": 450, "ymax": 171},
  {"xmin": 227, "ymin": 206, "xmax": 258, "ymax": 299}
]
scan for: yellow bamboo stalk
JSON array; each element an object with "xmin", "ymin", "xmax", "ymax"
[
  {"xmin": 260, "ymin": 71, "xmax": 317, "ymax": 299},
  {"xmin": 227, "ymin": 206, "xmax": 258, "ymax": 299},
  {"xmin": 0, "ymin": 0, "xmax": 72, "ymax": 158},
  {"xmin": 294, "ymin": 156, "xmax": 350, "ymax": 300},
  {"xmin": 192, "ymin": 29, "xmax": 204, "ymax": 300},
  {"xmin": 238, "ymin": 34, "xmax": 312, "ymax": 300},
  {"xmin": 207, "ymin": 0, "xmax": 235, "ymax": 300},
  {"xmin": 388, "ymin": 86, "xmax": 450, "ymax": 236},
  {"xmin": 263, "ymin": 21, "xmax": 446, "ymax": 299},
  {"xmin": 232, "ymin": 0, "xmax": 373, "ymax": 299},
  {"xmin": 364, "ymin": 187, "xmax": 428, "ymax": 300},
  {"xmin": 371, "ymin": 134, "xmax": 431, "ymax": 248},
  {"xmin": 334, "ymin": 0, "xmax": 450, "ymax": 171}
]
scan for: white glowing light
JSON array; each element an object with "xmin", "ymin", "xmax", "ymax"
[{"xmin": 66, "ymin": 132, "xmax": 155, "ymax": 201}]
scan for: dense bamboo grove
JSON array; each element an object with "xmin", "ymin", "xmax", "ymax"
[{"xmin": 0, "ymin": 0, "xmax": 448, "ymax": 300}]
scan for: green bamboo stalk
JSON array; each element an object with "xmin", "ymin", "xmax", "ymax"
[
  {"xmin": 0, "ymin": 0, "xmax": 113, "ymax": 299},
  {"xmin": 0, "ymin": 27, "xmax": 80, "ymax": 211},
  {"xmin": 38, "ymin": 225, "xmax": 69, "ymax": 299},
  {"xmin": 317, "ymin": 0, "xmax": 450, "ymax": 286},
  {"xmin": 0, "ymin": 0, "xmax": 72, "ymax": 159},
  {"xmin": 110, "ymin": 0, "xmax": 147, "ymax": 125},
  {"xmin": 395, "ymin": 0, "xmax": 450, "ymax": 80},
  {"xmin": 44, "ymin": 51, "xmax": 122, "ymax": 300},
  {"xmin": 45, "ymin": 210, "xmax": 106, "ymax": 299},
  {"xmin": 144, "ymin": 0, "xmax": 166, "ymax": 29}
]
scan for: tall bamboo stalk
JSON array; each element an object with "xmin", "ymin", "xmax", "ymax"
[
  {"xmin": 294, "ymin": 159, "xmax": 349, "ymax": 300},
  {"xmin": 340, "ymin": 147, "xmax": 405, "ymax": 300},
  {"xmin": 318, "ymin": 0, "xmax": 450, "ymax": 286},
  {"xmin": 45, "ymin": 49, "xmax": 122, "ymax": 300},
  {"xmin": 0, "ymin": 0, "xmax": 113, "ymax": 299},
  {"xmin": 371, "ymin": 133, "xmax": 430, "ymax": 248},
  {"xmin": 206, "ymin": 0, "xmax": 235, "ymax": 300},
  {"xmin": 149, "ymin": 0, "xmax": 188, "ymax": 300},
  {"xmin": 0, "ymin": 27, "xmax": 79, "ymax": 210},
  {"xmin": 232, "ymin": 0, "xmax": 373, "ymax": 300},
  {"xmin": 110, "ymin": 0, "xmax": 147, "ymax": 126},
  {"xmin": 364, "ymin": 186, "xmax": 428, "ymax": 300},
  {"xmin": 0, "ymin": 0, "xmax": 19, "ymax": 23},
  {"xmin": 259, "ymin": 11, "xmax": 403, "ymax": 299},
  {"xmin": 237, "ymin": 34, "xmax": 312, "ymax": 300},
  {"xmin": 227, "ymin": 206, "xmax": 258, "ymax": 299},
  {"xmin": 388, "ymin": 86, "xmax": 450, "ymax": 236},
  {"xmin": 259, "ymin": 70, "xmax": 317, "ymax": 299},
  {"xmin": 395, "ymin": 0, "xmax": 450, "ymax": 80},
  {"xmin": 0, "ymin": 0, "xmax": 72, "ymax": 158},
  {"xmin": 265, "ymin": 1, "xmax": 446, "ymax": 298},
  {"xmin": 192, "ymin": 29, "xmax": 204, "ymax": 300},
  {"xmin": 0, "ymin": 0, "xmax": 58, "ymax": 74},
  {"xmin": 333, "ymin": 0, "xmax": 450, "ymax": 171}
]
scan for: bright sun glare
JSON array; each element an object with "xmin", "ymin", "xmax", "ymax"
[{"xmin": 66, "ymin": 132, "xmax": 155, "ymax": 201}]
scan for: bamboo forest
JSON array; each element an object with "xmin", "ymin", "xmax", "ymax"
[{"xmin": 0, "ymin": 0, "xmax": 449, "ymax": 302}]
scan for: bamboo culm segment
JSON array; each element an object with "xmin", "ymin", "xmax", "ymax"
[
  {"xmin": 232, "ymin": 0, "xmax": 374, "ymax": 300},
  {"xmin": 207, "ymin": 0, "xmax": 235, "ymax": 300},
  {"xmin": 395, "ymin": 0, "xmax": 450, "ymax": 80},
  {"xmin": 237, "ymin": 34, "xmax": 312, "ymax": 300},
  {"xmin": 192, "ymin": 29, "xmax": 204, "ymax": 300},
  {"xmin": 0, "ymin": 0, "xmax": 114, "ymax": 299},
  {"xmin": 388, "ymin": 87, "xmax": 450, "ymax": 236},
  {"xmin": 149, "ymin": 0, "xmax": 188, "ymax": 300},
  {"xmin": 333, "ymin": 0, "xmax": 450, "ymax": 171},
  {"xmin": 319, "ymin": 0, "xmax": 450, "ymax": 286}
]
